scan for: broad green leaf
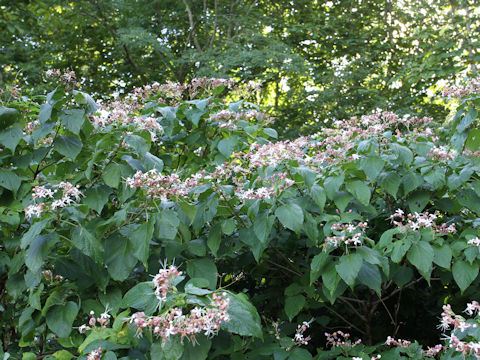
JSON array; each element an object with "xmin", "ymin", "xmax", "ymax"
[
  {"xmin": 333, "ymin": 191, "xmax": 351, "ymax": 212},
  {"xmin": 121, "ymin": 282, "xmax": 158, "ymax": 315},
  {"xmin": 46, "ymin": 301, "xmax": 78, "ymax": 338},
  {"xmin": 466, "ymin": 128, "xmax": 480, "ymax": 152},
  {"xmin": 0, "ymin": 106, "xmax": 20, "ymax": 128},
  {"xmin": 182, "ymin": 335, "xmax": 211, "ymax": 360},
  {"xmin": 143, "ymin": 152, "xmax": 164, "ymax": 172},
  {"xmin": 221, "ymin": 291, "xmax": 262, "ymax": 338},
  {"xmin": 221, "ymin": 218, "xmax": 236, "ymax": 235},
  {"xmin": 207, "ymin": 223, "xmax": 222, "ymax": 257},
  {"xmin": 21, "ymin": 220, "xmax": 47, "ymax": 249},
  {"xmin": 102, "ymin": 164, "xmax": 122, "ymax": 188},
  {"xmin": 346, "ymin": 180, "xmax": 371, "ymax": 206},
  {"xmin": 457, "ymin": 189, "xmax": 480, "ymax": 214},
  {"xmin": 83, "ymin": 185, "xmax": 112, "ymax": 213},
  {"xmin": 0, "ymin": 169, "xmax": 21, "ymax": 193},
  {"xmin": 0, "ymin": 127, "xmax": 23, "ymax": 152},
  {"xmin": 408, "ymin": 190, "xmax": 430, "ymax": 213},
  {"xmin": 183, "ymin": 107, "xmax": 204, "ymax": 127},
  {"xmin": 377, "ymin": 172, "xmax": 401, "ymax": 198},
  {"xmin": 218, "ymin": 136, "xmax": 238, "ymax": 157},
  {"xmin": 453, "ymin": 260, "xmax": 479, "ymax": 293},
  {"xmin": 285, "ymin": 295, "xmax": 305, "ymax": 321},
  {"xmin": 359, "ymin": 156, "xmax": 385, "ymax": 180},
  {"xmin": 310, "ymin": 185, "xmax": 326, "ymax": 211},
  {"xmin": 310, "ymin": 252, "xmax": 328, "ymax": 284},
  {"xmin": 72, "ymin": 226, "xmax": 103, "ymax": 264},
  {"xmin": 155, "ymin": 210, "xmax": 180, "ymax": 240},
  {"xmin": 289, "ymin": 348, "xmax": 313, "ymax": 360},
  {"xmin": 151, "ymin": 337, "xmax": 183, "ymax": 360},
  {"xmin": 323, "ymin": 174, "xmax": 344, "ymax": 199},
  {"xmin": 254, "ymin": 211, "xmax": 275, "ymax": 245},
  {"xmin": 392, "ymin": 266, "xmax": 414, "ymax": 287},
  {"xmin": 54, "ymin": 136, "xmax": 83, "ymax": 160},
  {"xmin": 407, "ymin": 241, "xmax": 433, "ymax": 278},
  {"xmin": 59, "ymin": 109, "xmax": 85, "ymax": 134},
  {"xmin": 424, "ymin": 168, "xmax": 445, "ymax": 190},
  {"xmin": 390, "ymin": 143, "xmax": 413, "ymax": 165},
  {"xmin": 125, "ymin": 134, "xmax": 149, "ymax": 156},
  {"xmin": 130, "ymin": 219, "xmax": 156, "ymax": 266},
  {"xmin": 335, "ymin": 253, "xmax": 363, "ymax": 286},
  {"xmin": 25, "ymin": 233, "xmax": 58, "ymax": 272},
  {"xmin": 73, "ymin": 90, "xmax": 99, "ymax": 114},
  {"xmin": 263, "ymin": 128, "xmax": 278, "ymax": 138},
  {"xmin": 357, "ymin": 262, "xmax": 381, "ymax": 294},
  {"xmin": 104, "ymin": 235, "xmax": 137, "ymax": 281},
  {"xmin": 186, "ymin": 258, "xmax": 217, "ymax": 290},
  {"xmin": 433, "ymin": 244, "xmax": 452, "ymax": 269},
  {"xmin": 275, "ymin": 203, "xmax": 304, "ymax": 233},
  {"xmin": 457, "ymin": 108, "xmax": 478, "ymax": 132}
]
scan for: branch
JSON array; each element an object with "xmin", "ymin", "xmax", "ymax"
[{"xmin": 182, "ymin": 0, "xmax": 203, "ymax": 51}]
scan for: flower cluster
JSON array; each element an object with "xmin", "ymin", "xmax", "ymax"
[
  {"xmin": 390, "ymin": 209, "xmax": 456, "ymax": 234},
  {"xmin": 325, "ymin": 221, "xmax": 368, "ymax": 248},
  {"xmin": 292, "ymin": 319, "xmax": 313, "ymax": 347},
  {"xmin": 353, "ymin": 356, "xmax": 381, "ymax": 360},
  {"xmin": 128, "ymin": 292, "xmax": 230, "ymax": 342},
  {"xmin": 427, "ymin": 145, "xmax": 457, "ymax": 161},
  {"xmin": 439, "ymin": 302, "xmax": 480, "ymax": 358},
  {"xmin": 152, "ymin": 265, "xmax": 183, "ymax": 301},
  {"xmin": 126, "ymin": 169, "xmax": 203, "ymax": 201},
  {"xmin": 325, "ymin": 331, "xmax": 362, "ymax": 348},
  {"xmin": 86, "ymin": 347, "xmax": 102, "ymax": 360},
  {"xmin": 45, "ymin": 69, "xmax": 77, "ymax": 86},
  {"xmin": 385, "ymin": 336, "xmax": 412, "ymax": 348},
  {"xmin": 24, "ymin": 182, "xmax": 82, "ymax": 219},
  {"xmin": 41, "ymin": 269, "xmax": 63, "ymax": 284},
  {"xmin": 468, "ymin": 237, "xmax": 480, "ymax": 247},
  {"xmin": 442, "ymin": 78, "xmax": 480, "ymax": 99}
]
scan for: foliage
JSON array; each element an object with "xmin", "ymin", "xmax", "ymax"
[
  {"xmin": 1, "ymin": 0, "xmax": 479, "ymax": 136},
  {"xmin": 2, "ymin": 74, "xmax": 480, "ymax": 359}
]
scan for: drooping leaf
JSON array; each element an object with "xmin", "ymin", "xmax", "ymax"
[{"xmin": 275, "ymin": 203, "xmax": 304, "ymax": 233}]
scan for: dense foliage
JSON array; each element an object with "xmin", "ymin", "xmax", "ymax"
[
  {"xmin": 2, "ymin": 73, "xmax": 480, "ymax": 359},
  {"xmin": 1, "ymin": 0, "xmax": 479, "ymax": 135}
]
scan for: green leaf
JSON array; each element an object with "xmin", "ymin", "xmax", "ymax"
[
  {"xmin": 391, "ymin": 239, "xmax": 411, "ymax": 263},
  {"xmin": 207, "ymin": 223, "xmax": 222, "ymax": 257},
  {"xmin": 310, "ymin": 252, "xmax": 328, "ymax": 284},
  {"xmin": 457, "ymin": 108, "xmax": 478, "ymax": 133},
  {"xmin": 407, "ymin": 241, "xmax": 433, "ymax": 278},
  {"xmin": 310, "ymin": 185, "xmax": 326, "ymax": 211},
  {"xmin": 263, "ymin": 128, "xmax": 278, "ymax": 138},
  {"xmin": 183, "ymin": 107, "xmax": 204, "ymax": 127},
  {"xmin": 457, "ymin": 189, "xmax": 480, "ymax": 214},
  {"xmin": 335, "ymin": 253, "xmax": 363, "ymax": 286},
  {"xmin": 221, "ymin": 218, "xmax": 236, "ymax": 235},
  {"xmin": 333, "ymin": 191, "xmax": 351, "ymax": 212},
  {"xmin": 143, "ymin": 152, "xmax": 164, "ymax": 172},
  {"xmin": 73, "ymin": 90, "xmax": 99, "ymax": 114},
  {"xmin": 46, "ymin": 301, "xmax": 78, "ymax": 338},
  {"xmin": 72, "ymin": 226, "xmax": 103, "ymax": 264},
  {"xmin": 453, "ymin": 260, "xmax": 479, "ymax": 293},
  {"xmin": 357, "ymin": 262, "xmax": 381, "ymax": 294},
  {"xmin": 182, "ymin": 335, "xmax": 211, "ymax": 360},
  {"xmin": 104, "ymin": 235, "xmax": 137, "ymax": 281},
  {"xmin": 377, "ymin": 172, "xmax": 401, "ymax": 198},
  {"xmin": 289, "ymin": 348, "xmax": 313, "ymax": 360},
  {"xmin": 130, "ymin": 219, "xmax": 156, "ymax": 266},
  {"xmin": 83, "ymin": 185, "xmax": 112, "ymax": 213},
  {"xmin": 346, "ymin": 180, "xmax": 371, "ymax": 206},
  {"xmin": 0, "ymin": 169, "xmax": 21, "ymax": 193},
  {"xmin": 359, "ymin": 156, "xmax": 385, "ymax": 180},
  {"xmin": 186, "ymin": 258, "xmax": 217, "ymax": 290},
  {"xmin": 25, "ymin": 233, "xmax": 58, "ymax": 272},
  {"xmin": 155, "ymin": 210, "xmax": 180, "ymax": 240},
  {"xmin": 390, "ymin": 143, "xmax": 413, "ymax": 165},
  {"xmin": 408, "ymin": 190, "xmax": 430, "ymax": 213},
  {"xmin": 151, "ymin": 337, "xmax": 183, "ymax": 360},
  {"xmin": 254, "ymin": 211, "xmax": 275, "ymax": 245},
  {"xmin": 53, "ymin": 136, "xmax": 83, "ymax": 160},
  {"xmin": 285, "ymin": 295, "xmax": 305, "ymax": 321},
  {"xmin": 221, "ymin": 291, "xmax": 262, "ymax": 338},
  {"xmin": 102, "ymin": 164, "xmax": 122, "ymax": 188},
  {"xmin": 21, "ymin": 220, "xmax": 47, "ymax": 249},
  {"xmin": 59, "ymin": 109, "xmax": 85, "ymax": 134},
  {"xmin": 0, "ymin": 127, "xmax": 23, "ymax": 152},
  {"xmin": 218, "ymin": 136, "xmax": 238, "ymax": 157},
  {"xmin": 121, "ymin": 282, "xmax": 158, "ymax": 315},
  {"xmin": 125, "ymin": 134, "xmax": 149, "ymax": 156},
  {"xmin": 275, "ymin": 203, "xmax": 304, "ymax": 233},
  {"xmin": 424, "ymin": 168, "xmax": 445, "ymax": 190},
  {"xmin": 433, "ymin": 244, "xmax": 452, "ymax": 269},
  {"xmin": 0, "ymin": 106, "xmax": 20, "ymax": 128},
  {"xmin": 466, "ymin": 128, "xmax": 480, "ymax": 152},
  {"xmin": 323, "ymin": 174, "xmax": 344, "ymax": 199}
]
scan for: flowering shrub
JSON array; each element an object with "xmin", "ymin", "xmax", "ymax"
[{"xmin": 1, "ymin": 74, "xmax": 480, "ymax": 359}]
